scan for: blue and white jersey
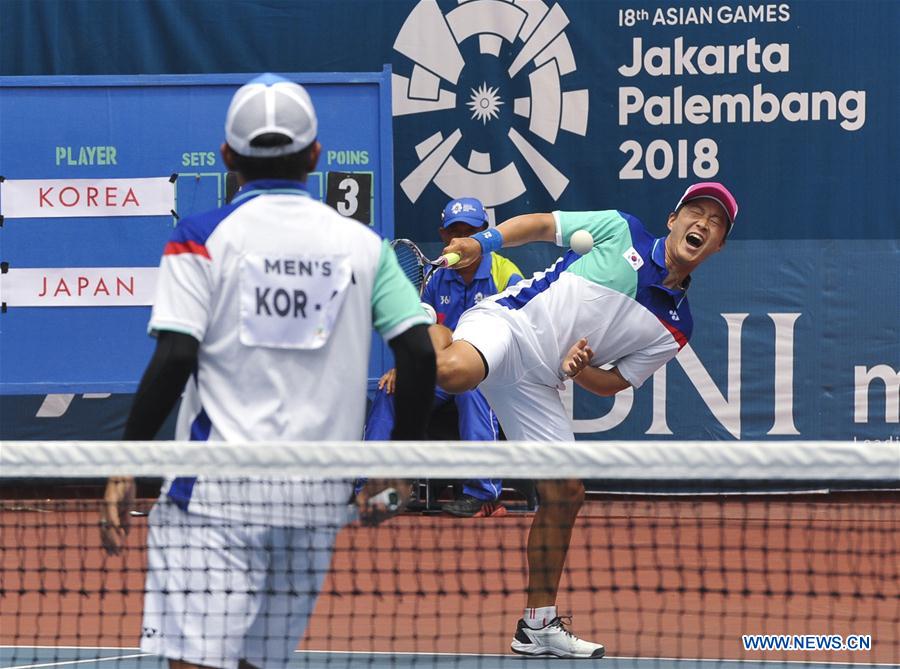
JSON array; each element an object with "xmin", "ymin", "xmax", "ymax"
[
  {"xmin": 482, "ymin": 210, "xmax": 692, "ymax": 389},
  {"xmin": 149, "ymin": 179, "xmax": 428, "ymax": 525}
]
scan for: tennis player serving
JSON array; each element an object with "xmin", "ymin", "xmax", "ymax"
[{"xmin": 430, "ymin": 183, "xmax": 738, "ymax": 658}]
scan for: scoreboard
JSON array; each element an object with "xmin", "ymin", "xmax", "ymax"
[{"xmin": 0, "ymin": 70, "xmax": 394, "ymax": 394}]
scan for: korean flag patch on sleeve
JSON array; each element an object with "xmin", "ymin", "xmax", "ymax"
[{"xmin": 623, "ymin": 247, "xmax": 644, "ymax": 270}]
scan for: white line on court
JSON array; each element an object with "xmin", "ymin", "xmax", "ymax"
[
  {"xmin": 301, "ymin": 649, "xmax": 896, "ymax": 667},
  {"xmin": 1, "ymin": 648, "xmax": 893, "ymax": 669},
  {"xmin": 608, "ymin": 656, "xmax": 897, "ymax": 668},
  {"xmin": 0, "ymin": 652, "xmax": 151, "ymax": 669},
  {"xmin": 0, "ymin": 649, "xmax": 140, "ymax": 653}
]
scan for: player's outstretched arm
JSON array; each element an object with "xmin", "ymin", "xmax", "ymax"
[
  {"xmin": 441, "ymin": 213, "xmax": 557, "ymax": 268},
  {"xmin": 493, "ymin": 212, "xmax": 557, "ymax": 246}
]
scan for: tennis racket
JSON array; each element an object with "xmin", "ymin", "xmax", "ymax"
[{"xmin": 390, "ymin": 238, "xmax": 460, "ymax": 295}]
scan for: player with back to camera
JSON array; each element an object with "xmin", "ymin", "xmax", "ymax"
[
  {"xmin": 99, "ymin": 73, "xmax": 436, "ymax": 669},
  {"xmin": 430, "ymin": 183, "xmax": 738, "ymax": 658}
]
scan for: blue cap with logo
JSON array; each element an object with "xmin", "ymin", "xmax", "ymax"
[{"xmin": 441, "ymin": 197, "xmax": 488, "ymax": 229}]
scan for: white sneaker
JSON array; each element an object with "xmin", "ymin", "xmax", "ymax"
[{"xmin": 511, "ymin": 616, "xmax": 605, "ymax": 659}]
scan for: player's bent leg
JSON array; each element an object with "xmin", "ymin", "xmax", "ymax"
[
  {"xmin": 428, "ymin": 322, "xmax": 454, "ymax": 351},
  {"xmin": 430, "ymin": 324, "xmax": 487, "ymax": 393}
]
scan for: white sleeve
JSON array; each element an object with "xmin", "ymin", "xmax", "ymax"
[
  {"xmin": 552, "ymin": 211, "xmax": 563, "ymax": 246},
  {"xmin": 614, "ymin": 343, "xmax": 678, "ymax": 389},
  {"xmin": 148, "ymin": 250, "xmax": 213, "ymax": 341}
]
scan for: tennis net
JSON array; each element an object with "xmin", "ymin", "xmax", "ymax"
[{"xmin": 1, "ymin": 440, "xmax": 898, "ymax": 668}]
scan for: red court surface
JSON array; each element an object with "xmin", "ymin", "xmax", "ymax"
[{"xmin": 2, "ymin": 497, "xmax": 897, "ymax": 665}]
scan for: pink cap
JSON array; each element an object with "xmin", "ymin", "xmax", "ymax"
[{"xmin": 676, "ymin": 182, "xmax": 738, "ymax": 233}]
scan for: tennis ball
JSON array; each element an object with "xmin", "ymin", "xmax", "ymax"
[{"xmin": 570, "ymin": 229, "xmax": 594, "ymax": 255}]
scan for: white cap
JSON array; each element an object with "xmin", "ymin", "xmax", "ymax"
[{"xmin": 224, "ymin": 73, "xmax": 318, "ymax": 157}]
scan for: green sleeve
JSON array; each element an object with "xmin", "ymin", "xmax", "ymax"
[
  {"xmin": 553, "ymin": 210, "xmax": 638, "ymax": 295},
  {"xmin": 553, "ymin": 210, "xmax": 630, "ymax": 248},
  {"xmin": 371, "ymin": 239, "xmax": 431, "ymax": 340}
]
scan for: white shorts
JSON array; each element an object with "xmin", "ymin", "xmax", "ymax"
[
  {"xmin": 141, "ymin": 500, "xmax": 338, "ymax": 669},
  {"xmin": 453, "ymin": 305, "xmax": 574, "ymax": 442}
]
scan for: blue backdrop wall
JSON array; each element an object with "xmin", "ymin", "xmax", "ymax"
[{"xmin": 1, "ymin": 0, "xmax": 897, "ymax": 441}]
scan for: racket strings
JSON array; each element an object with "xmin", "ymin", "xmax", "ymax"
[{"xmin": 391, "ymin": 242, "xmax": 426, "ymax": 293}]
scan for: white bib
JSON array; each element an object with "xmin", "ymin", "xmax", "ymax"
[{"xmin": 239, "ymin": 253, "xmax": 351, "ymax": 349}]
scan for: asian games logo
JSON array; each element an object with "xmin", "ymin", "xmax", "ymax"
[{"xmin": 392, "ymin": 0, "xmax": 588, "ymax": 223}]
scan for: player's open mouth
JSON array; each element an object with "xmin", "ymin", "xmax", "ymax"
[{"xmin": 685, "ymin": 231, "xmax": 705, "ymax": 249}]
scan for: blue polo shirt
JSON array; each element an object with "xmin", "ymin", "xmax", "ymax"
[
  {"xmin": 365, "ymin": 252, "xmax": 521, "ymax": 502},
  {"xmin": 422, "ymin": 252, "xmax": 523, "ymax": 328}
]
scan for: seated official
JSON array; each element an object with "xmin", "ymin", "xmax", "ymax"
[{"xmin": 365, "ymin": 197, "xmax": 522, "ymax": 517}]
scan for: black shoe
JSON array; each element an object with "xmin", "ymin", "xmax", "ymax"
[{"xmin": 441, "ymin": 494, "xmax": 486, "ymax": 517}]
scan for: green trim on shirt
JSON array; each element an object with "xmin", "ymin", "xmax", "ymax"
[{"xmin": 557, "ymin": 210, "xmax": 638, "ymax": 298}]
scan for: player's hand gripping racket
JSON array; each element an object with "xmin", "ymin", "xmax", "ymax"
[{"xmin": 390, "ymin": 239, "xmax": 460, "ymax": 295}]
